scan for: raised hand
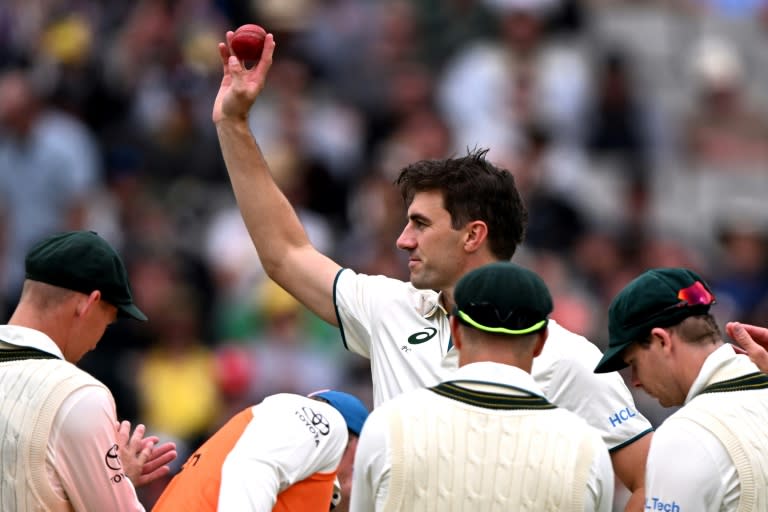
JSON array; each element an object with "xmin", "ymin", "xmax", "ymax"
[
  {"xmin": 726, "ymin": 321, "xmax": 768, "ymax": 373},
  {"xmin": 212, "ymin": 31, "xmax": 275, "ymax": 124}
]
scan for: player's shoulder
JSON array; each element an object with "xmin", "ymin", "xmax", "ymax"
[
  {"xmin": 337, "ymin": 268, "xmax": 441, "ymax": 314},
  {"xmin": 535, "ymin": 320, "xmax": 604, "ymax": 370},
  {"xmin": 259, "ymin": 393, "xmax": 349, "ymax": 442},
  {"xmin": 366, "ymin": 388, "xmax": 433, "ymax": 423}
]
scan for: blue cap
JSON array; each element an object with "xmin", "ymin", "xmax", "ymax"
[{"xmin": 308, "ymin": 389, "xmax": 369, "ymax": 436}]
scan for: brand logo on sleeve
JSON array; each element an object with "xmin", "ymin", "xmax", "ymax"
[
  {"xmin": 104, "ymin": 444, "xmax": 122, "ymax": 470},
  {"xmin": 645, "ymin": 497, "xmax": 680, "ymax": 511},
  {"xmin": 296, "ymin": 407, "xmax": 331, "ymax": 446},
  {"xmin": 104, "ymin": 444, "xmax": 129, "ymax": 484},
  {"xmin": 608, "ymin": 407, "xmax": 636, "ymax": 428},
  {"xmin": 408, "ymin": 327, "xmax": 437, "ymax": 345}
]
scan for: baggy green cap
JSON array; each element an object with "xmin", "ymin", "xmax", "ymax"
[
  {"xmin": 25, "ymin": 231, "xmax": 147, "ymax": 321},
  {"xmin": 594, "ymin": 267, "xmax": 715, "ymax": 373},
  {"xmin": 453, "ymin": 262, "xmax": 553, "ymax": 335}
]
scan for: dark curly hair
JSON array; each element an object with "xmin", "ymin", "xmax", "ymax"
[{"xmin": 395, "ymin": 148, "xmax": 527, "ymax": 260}]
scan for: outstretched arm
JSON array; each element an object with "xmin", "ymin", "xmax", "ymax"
[
  {"xmin": 726, "ymin": 321, "xmax": 768, "ymax": 372},
  {"xmin": 213, "ymin": 31, "xmax": 342, "ymax": 325}
]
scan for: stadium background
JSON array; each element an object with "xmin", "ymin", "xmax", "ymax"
[{"xmin": 2, "ymin": 0, "xmax": 768, "ymax": 508}]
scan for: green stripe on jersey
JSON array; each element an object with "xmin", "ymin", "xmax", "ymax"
[
  {"xmin": 700, "ymin": 372, "xmax": 768, "ymax": 394},
  {"xmin": 0, "ymin": 347, "xmax": 58, "ymax": 362},
  {"xmin": 429, "ymin": 381, "xmax": 556, "ymax": 410}
]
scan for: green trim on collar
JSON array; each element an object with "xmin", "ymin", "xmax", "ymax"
[
  {"xmin": 700, "ymin": 372, "xmax": 768, "ymax": 394},
  {"xmin": 0, "ymin": 347, "xmax": 59, "ymax": 362},
  {"xmin": 429, "ymin": 381, "xmax": 556, "ymax": 410}
]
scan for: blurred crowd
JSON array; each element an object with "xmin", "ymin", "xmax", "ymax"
[{"xmin": 3, "ymin": 0, "xmax": 768, "ymax": 508}]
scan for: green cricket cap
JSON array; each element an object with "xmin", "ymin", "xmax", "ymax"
[
  {"xmin": 453, "ymin": 262, "xmax": 553, "ymax": 336},
  {"xmin": 594, "ymin": 267, "xmax": 715, "ymax": 373},
  {"xmin": 25, "ymin": 231, "xmax": 147, "ymax": 321}
]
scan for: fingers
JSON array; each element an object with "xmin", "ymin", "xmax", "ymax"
[
  {"xmin": 142, "ymin": 443, "xmax": 178, "ymax": 475},
  {"xmin": 739, "ymin": 322, "xmax": 768, "ymax": 346},
  {"xmin": 727, "ymin": 321, "xmax": 768, "ymax": 373},
  {"xmin": 129, "ymin": 423, "xmax": 147, "ymax": 447},
  {"xmin": 254, "ymin": 34, "xmax": 276, "ymax": 75},
  {"xmin": 218, "ymin": 42, "xmax": 231, "ymax": 73}
]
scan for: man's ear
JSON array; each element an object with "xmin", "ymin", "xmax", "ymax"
[
  {"xmin": 650, "ymin": 326, "xmax": 673, "ymax": 353},
  {"xmin": 76, "ymin": 290, "xmax": 102, "ymax": 317},
  {"xmin": 450, "ymin": 315, "xmax": 463, "ymax": 351},
  {"xmin": 463, "ymin": 220, "xmax": 488, "ymax": 253},
  {"xmin": 532, "ymin": 327, "xmax": 548, "ymax": 358}
]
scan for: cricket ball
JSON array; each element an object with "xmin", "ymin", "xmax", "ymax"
[{"xmin": 231, "ymin": 24, "xmax": 267, "ymax": 62}]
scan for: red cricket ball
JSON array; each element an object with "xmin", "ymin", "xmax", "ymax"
[{"xmin": 231, "ymin": 24, "xmax": 267, "ymax": 62}]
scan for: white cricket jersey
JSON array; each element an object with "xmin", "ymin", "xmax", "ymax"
[
  {"xmin": 333, "ymin": 269, "xmax": 652, "ymax": 451},
  {"xmin": 0, "ymin": 325, "xmax": 145, "ymax": 511},
  {"xmin": 351, "ymin": 362, "xmax": 614, "ymax": 512},
  {"xmin": 644, "ymin": 345, "xmax": 768, "ymax": 512},
  {"xmin": 218, "ymin": 394, "xmax": 348, "ymax": 509}
]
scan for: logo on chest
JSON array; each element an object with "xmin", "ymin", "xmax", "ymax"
[{"xmin": 407, "ymin": 327, "xmax": 437, "ymax": 345}]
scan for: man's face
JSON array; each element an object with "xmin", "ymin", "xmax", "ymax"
[
  {"xmin": 623, "ymin": 334, "xmax": 685, "ymax": 407},
  {"xmin": 395, "ymin": 190, "xmax": 467, "ymax": 292},
  {"xmin": 71, "ymin": 298, "xmax": 118, "ymax": 362}
]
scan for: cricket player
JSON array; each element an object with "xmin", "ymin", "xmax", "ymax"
[
  {"xmin": 595, "ymin": 267, "xmax": 768, "ymax": 511},
  {"xmin": 352, "ymin": 262, "xmax": 614, "ymax": 511},
  {"xmin": 212, "ymin": 31, "xmax": 652, "ymax": 510},
  {"xmin": 152, "ymin": 390, "xmax": 369, "ymax": 511},
  {"xmin": 0, "ymin": 231, "xmax": 176, "ymax": 511}
]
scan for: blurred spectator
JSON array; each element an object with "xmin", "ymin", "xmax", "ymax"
[
  {"xmin": 337, "ymin": 170, "xmax": 409, "ymax": 280},
  {"xmin": 136, "ymin": 284, "xmax": 221, "ymax": 450},
  {"xmin": 0, "ymin": 67, "xmax": 101, "ymax": 317},
  {"xmin": 244, "ymin": 279, "xmax": 348, "ymax": 400},
  {"xmin": 683, "ymin": 36, "xmax": 768, "ymax": 170},
  {"xmin": 438, "ymin": 0, "xmax": 592, "ymax": 155},
  {"xmin": 413, "ymin": 0, "xmax": 498, "ymax": 70},
  {"xmin": 586, "ymin": 50, "xmax": 651, "ymax": 183},
  {"xmin": 709, "ymin": 213, "xmax": 768, "ymax": 323}
]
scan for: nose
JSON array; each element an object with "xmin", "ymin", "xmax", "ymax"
[
  {"xmin": 630, "ymin": 370, "xmax": 642, "ymax": 389},
  {"xmin": 396, "ymin": 224, "xmax": 414, "ymax": 250}
]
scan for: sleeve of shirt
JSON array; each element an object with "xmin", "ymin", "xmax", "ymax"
[
  {"xmin": 218, "ymin": 397, "xmax": 348, "ymax": 511},
  {"xmin": 333, "ymin": 269, "xmax": 374, "ymax": 357},
  {"xmin": 535, "ymin": 325, "xmax": 653, "ymax": 450},
  {"xmin": 335, "ymin": 269, "xmax": 411, "ymax": 358},
  {"xmin": 50, "ymin": 386, "xmax": 145, "ymax": 512},
  {"xmin": 644, "ymin": 420, "xmax": 734, "ymax": 512},
  {"xmin": 350, "ymin": 407, "xmax": 391, "ymax": 512},
  {"xmin": 585, "ymin": 435, "xmax": 614, "ymax": 512}
]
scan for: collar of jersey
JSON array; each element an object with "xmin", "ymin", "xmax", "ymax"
[{"xmin": 411, "ymin": 288, "xmax": 447, "ymax": 318}]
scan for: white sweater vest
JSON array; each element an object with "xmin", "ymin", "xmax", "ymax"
[
  {"xmin": 0, "ymin": 355, "xmax": 109, "ymax": 511},
  {"xmin": 382, "ymin": 382, "xmax": 597, "ymax": 512},
  {"xmin": 669, "ymin": 368, "xmax": 768, "ymax": 512}
]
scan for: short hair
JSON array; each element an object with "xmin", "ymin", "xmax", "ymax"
[
  {"xmin": 395, "ymin": 148, "xmax": 527, "ymax": 260},
  {"xmin": 21, "ymin": 280, "xmax": 79, "ymax": 310},
  {"xmin": 638, "ymin": 314, "xmax": 721, "ymax": 347}
]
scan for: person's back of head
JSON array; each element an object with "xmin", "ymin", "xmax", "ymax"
[
  {"xmin": 395, "ymin": 148, "xmax": 527, "ymax": 260},
  {"xmin": 451, "ymin": 261, "xmax": 553, "ymax": 371}
]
